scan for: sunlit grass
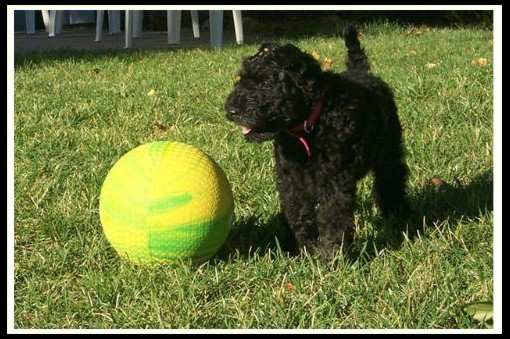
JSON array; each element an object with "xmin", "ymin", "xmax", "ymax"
[{"xmin": 14, "ymin": 24, "xmax": 493, "ymax": 329}]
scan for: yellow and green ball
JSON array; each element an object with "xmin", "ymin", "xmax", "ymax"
[{"xmin": 99, "ymin": 141, "xmax": 234, "ymax": 265}]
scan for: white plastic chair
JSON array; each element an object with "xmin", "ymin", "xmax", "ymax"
[
  {"xmin": 42, "ymin": 10, "xmax": 50, "ymax": 32},
  {"xmin": 123, "ymin": 10, "xmax": 201, "ymax": 48},
  {"xmin": 24, "ymin": 10, "xmax": 35, "ymax": 34},
  {"xmin": 125, "ymin": 10, "xmax": 243, "ymax": 49},
  {"xmin": 95, "ymin": 10, "xmax": 121, "ymax": 42},
  {"xmin": 23, "ymin": 10, "xmax": 57, "ymax": 35},
  {"xmin": 28, "ymin": 10, "xmax": 243, "ymax": 49},
  {"xmin": 48, "ymin": 10, "xmax": 64, "ymax": 37},
  {"xmin": 45, "ymin": 10, "xmax": 119, "ymax": 39},
  {"xmin": 209, "ymin": 10, "xmax": 244, "ymax": 48},
  {"xmin": 167, "ymin": 11, "xmax": 244, "ymax": 48},
  {"xmin": 166, "ymin": 10, "xmax": 201, "ymax": 44}
]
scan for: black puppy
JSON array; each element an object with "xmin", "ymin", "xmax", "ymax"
[{"xmin": 225, "ymin": 25, "xmax": 409, "ymax": 257}]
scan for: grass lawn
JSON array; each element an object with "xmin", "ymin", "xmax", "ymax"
[{"xmin": 13, "ymin": 22, "xmax": 494, "ymax": 329}]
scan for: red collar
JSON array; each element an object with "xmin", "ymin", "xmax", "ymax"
[{"xmin": 288, "ymin": 94, "xmax": 325, "ymax": 159}]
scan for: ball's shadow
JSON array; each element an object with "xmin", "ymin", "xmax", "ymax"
[
  {"xmin": 213, "ymin": 170, "xmax": 493, "ymax": 263},
  {"xmin": 214, "ymin": 213, "xmax": 298, "ymax": 262}
]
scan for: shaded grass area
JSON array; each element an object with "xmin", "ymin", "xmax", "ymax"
[{"xmin": 14, "ymin": 24, "xmax": 493, "ymax": 329}]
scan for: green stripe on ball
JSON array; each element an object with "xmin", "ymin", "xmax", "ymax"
[{"xmin": 148, "ymin": 212, "xmax": 232, "ymax": 262}]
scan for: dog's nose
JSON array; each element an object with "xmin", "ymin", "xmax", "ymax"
[{"xmin": 228, "ymin": 109, "xmax": 238, "ymax": 116}]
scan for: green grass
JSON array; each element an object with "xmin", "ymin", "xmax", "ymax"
[{"xmin": 13, "ymin": 23, "xmax": 493, "ymax": 329}]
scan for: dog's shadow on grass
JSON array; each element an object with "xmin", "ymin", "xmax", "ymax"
[
  {"xmin": 215, "ymin": 170, "xmax": 493, "ymax": 263},
  {"xmin": 350, "ymin": 170, "xmax": 493, "ymax": 262}
]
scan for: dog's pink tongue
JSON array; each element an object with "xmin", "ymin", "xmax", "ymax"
[{"xmin": 241, "ymin": 126, "xmax": 252, "ymax": 135}]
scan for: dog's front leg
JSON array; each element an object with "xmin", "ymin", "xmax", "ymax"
[
  {"xmin": 278, "ymin": 182, "xmax": 319, "ymax": 254},
  {"xmin": 315, "ymin": 176, "xmax": 357, "ymax": 257},
  {"xmin": 275, "ymin": 160, "xmax": 319, "ymax": 253}
]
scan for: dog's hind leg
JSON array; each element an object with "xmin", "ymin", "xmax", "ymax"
[{"xmin": 372, "ymin": 138, "xmax": 410, "ymax": 217}]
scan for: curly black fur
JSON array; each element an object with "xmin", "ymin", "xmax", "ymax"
[{"xmin": 225, "ymin": 25, "xmax": 410, "ymax": 258}]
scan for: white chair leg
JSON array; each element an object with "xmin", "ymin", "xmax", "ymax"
[
  {"xmin": 232, "ymin": 10, "xmax": 244, "ymax": 45},
  {"xmin": 209, "ymin": 10, "xmax": 224, "ymax": 48},
  {"xmin": 95, "ymin": 10, "xmax": 104, "ymax": 42},
  {"xmin": 133, "ymin": 10, "xmax": 143, "ymax": 38},
  {"xmin": 55, "ymin": 10, "xmax": 64, "ymax": 35},
  {"xmin": 108, "ymin": 10, "xmax": 121, "ymax": 34},
  {"xmin": 191, "ymin": 10, "xmax": 200, "ymax": 39},
  {"xmin": 42, "ymin": 10, "xmax": 50, "ymax": 32},
  {"xmin": 25, "ymin": 10, "xmax": 35, "ymax": 34},
  {"xmin": 167, "ymin": 10, "xmax": 182, "ymax": 44},
  {"xmin": 125, "ymin": 10, "xmax": 133, "ymax": 48},
  {"xmin": 48, "ymin": 10, "xmax": 57, "ymax": 37}
]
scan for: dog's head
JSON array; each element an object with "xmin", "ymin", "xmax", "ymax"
[{"xmin": 225, "ymin": 43, "xmax": 323, "ymax": 142}]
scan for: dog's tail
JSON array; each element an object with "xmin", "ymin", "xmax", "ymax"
[{"xmin": 343, "ymin": 24, "xmax": 370, "ymax": 73}]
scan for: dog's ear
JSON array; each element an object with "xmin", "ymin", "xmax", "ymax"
[
  {"xmin": 260, "ymin": 42, "xmax": 280, "ymax": 51},
  {"xmin": 276, "ymin": 44, "xmax": 322, "ymax": 79},
  {"xmin": 245, "ymin": 42, "xmax": 280, "ymax": 66},
  {"xmin": 254, "ymin": 42, "xmax": 280, "ymax": 57}
]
